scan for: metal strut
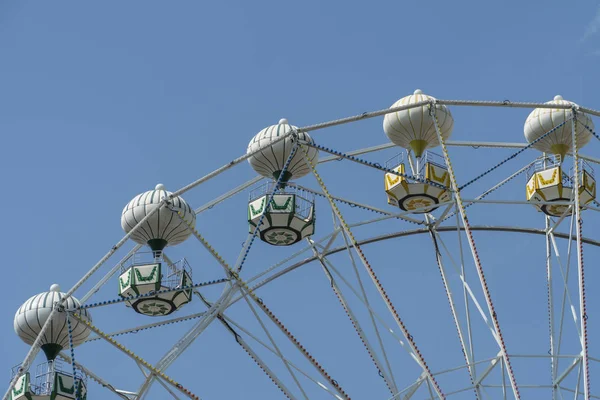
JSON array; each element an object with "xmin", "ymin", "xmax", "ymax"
[
  {"xmin": 195, "ymin": 292, "xmax": 297, "ymax": 399},
  {"xmin": 571, "ymin": 112, "xmax": 591, "ymax": 399},
  {"xmin": 70, "ymin": 313, "xmax": 201, "ymax": 400},
  {"xmin": 546, "ymin": 216, "xmax": 557, "ymax": 400},
  {"xmin": 66, "ymin": 313, "xmax": 82, "ymax": 400},
  {"xmin": 427, "ymin": 224, "xmax": 479, "ymax": 399},
  {"xmin": 430, "ymin": 102, "xmax": 520, "ymax": 399},
  {"xmin": 175, "ymin": 211, "xmax": 352, "ymax": 400},
  {"xmin": 298, "ymin": 144, "xmax": 446, "ymax": 399},
  {"xmin": 308, "ymin": 238, "xmax": 399, "ymax": 395}
]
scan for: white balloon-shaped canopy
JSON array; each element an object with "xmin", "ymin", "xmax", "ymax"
[
  {"xmin": 247, "ymin": 119, "xmax": 318, "ymax": 182},
  {"xmin": 383, "ymin": 89, "xmax": 454, "ymax": 157},
  {"xmin": 121, "ymin": 184, "xmax": 196, "ymax": 252},
  {"xmin": 524, "ymin": 95, "xmax": 593, "ymax": 160},
  {"xmin": 14, "ymin": 284, "xmax": 92, "ymax": 361}
]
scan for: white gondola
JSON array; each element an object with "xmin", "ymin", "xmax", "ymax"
[
  {"xmin": 524, "ymin": 95, "xmax": 596, "ymax": 216},
  {"xmin": 384, "ymin": 151, "xmax": 451, "ymax": 213},
  {"xmin": 248, "ymin": 182, "xmax": 315, "ymax": 246},
  {"xmin": 118, "ymin": 252, "xmax": 193, "ymax": 316},
  {"xmin": 526, "ymin": 155, "xmax": 596, "ymax": 217},
  {"xmin": 383, "ymin": 90, "xmax": 454, "ymax": 213},
  {"xmin": 9, "ymin": 360, "xmax": 87, "ymax": 400},
  {"xmin": 246, "ymin": 119, "xmax": 318, "ymax": 246},
  {"xmin": 119, "ymin": 184, "xmax": 196, "ymax": 315}
]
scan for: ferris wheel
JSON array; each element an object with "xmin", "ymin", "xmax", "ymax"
[{"xmin": 6, "ymin": 90, "xmax": 600, "ymax": 400}]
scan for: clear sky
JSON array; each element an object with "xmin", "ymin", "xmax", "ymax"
[{"xmin": 3, "ymin": 1, "xmax": 600, "ymax": 399}]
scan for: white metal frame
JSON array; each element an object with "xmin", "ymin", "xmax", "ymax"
[{"xmin": 6, "ymin": 97, "xmax": 600, "ymax": 400}]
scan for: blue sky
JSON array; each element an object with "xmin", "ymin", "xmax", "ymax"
[{"xmin": 3, "ymin": 1, "xmax": 600, "ymax": 399}]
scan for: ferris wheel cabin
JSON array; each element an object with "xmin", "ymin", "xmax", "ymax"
[
  {"xmin": 525, "ymin": 155, "xmax": 596, "ymax": 217},
  {"xmin": 9, "ymin": 360, "xmax": 87, "ymax": 400},
  {"xmin": 248, "ymin": 182, "xmax": 316, "ymax": 246},
  {"xmin": 118, "ymin": 252, "xmax": 193, "ymax": 317},
  {"xmin": 384, "ymin": 151, "xmax": 451, "ymax": 213}
]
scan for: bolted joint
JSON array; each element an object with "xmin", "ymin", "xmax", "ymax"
[
  {"xmin": 427, "ymin": 101, "xmax": 438, "ymax": 116},
  {"xmin": 289, "ymin": 130, "xmax": 300, "ymax": 143}
]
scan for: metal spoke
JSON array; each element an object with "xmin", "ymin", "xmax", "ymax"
[
  {"xmin": 338, "ymin": 226, "xmax": 398, "ymax": 391},
  {"xmin": 308, "ymin": 238, "xmax": 399, "ymax": 395},
  {"xmin": 427, "ymin": 220, "xmax": 478, "ymax": 397},
  {"xmin": 432, "ymin": 106, "xmax": 520, "ymax": 399},
  {"xmin": 239, "ymin": 287, "xmax": 308, "ymax": 399}
]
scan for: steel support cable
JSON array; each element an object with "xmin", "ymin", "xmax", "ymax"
[
  {"xmin": 459, "ymin": 119, "xmax": 571, "ymax": 191},
  {"xmin": 545, "ymin": 217, "xmax": 557, "ymax": 400},
  {"xmin": 76, "ymin": 278, "xmax": 229, "ymax": 310},
  {"xmin": 571, "ymin": 114, "xmax": 591, "ymax": 399},
  {"xmin": 174, "ymin": 212, "xmax": 352, "ymax": 400},
  {"xmin": 240, "ymin": 289, "xmax": 308, "ymax": 399},
  {"xmin": 307, "ymin": 238, "xmax": 398, "ymax": 395},
  {"xmin": 427, "ymin": 227, "xmax": 479, "ymax": 399},
  {"xmin": 453, "ymin": 210, "xmax": 477, "ymax": 390},
  {"xmin": 550, "ymin": 221, "xmax": 583, "ymax": 347},
  {"xmin": 338, "ymin": 226, "xmax": 398, "ymax": 392},
  {"xmin": 576, "ymin": 117, "xmax": 600, "ymax": 143},
  {"xmin": 321, "ymin": 250, "xmax": 433, "ymax": 358},
  {"xmin": 66, "ymin": 313, "xmax": 82, "ymax": 400},
  {"xmin": 441, "ymin": 162, "xmax": 535, "ymax": 224},
  {"xmin": 219, "ymin": 314, "xmax": 346, "ymax": 399},
  {"xmin": 430, "ymin": 103, "xmax": 520, "ymax": 399},
  {"xmin": 232, "ymin": 329, "xmax": 297, "ymax": 399},
  {"xmin": 135, "ymin": 287, "xmax": 238, "ymax": 399},
  {"xmin": 246, "ymin": 231, "xmax": 336, "ymax": 286},
  {"xmin": 194, "ymin": 291, "xmax": 296, "ymax": 399},
  {"xmin": 298, "ymin": 145, "xmax": 446, "ymax": 399},
  {"xmin": 433, "ymin": 230, "xmax": 501, "ymax": 343},
  {"xmin": 292, "ymin": 183, "xmax": 423, "ymax": 226},
  {"xmin": 234, "ymin": 144, "xmax": 299, "ymax": 274},
  {"xmin": 304, "ymin": 143, "xmax": 448, "ymax": 191},
  {"xmin": 84, "ymin": 312, "xmax": 208, "ymax": 343},
  {"xmin": 70, "ymin": 313, "xmax": 201, "ymax": 400}
]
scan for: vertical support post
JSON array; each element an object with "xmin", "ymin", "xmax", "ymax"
[
  {"xmin": 66, "ymin": 313, "xmax": 81, "ymax": 400},
  {"xmin": 308, "ymin": 238, "xmax": 398, "ymax": 395},
  {"xmin": 570, "ymin": 110, "xmax": 590, "ymax": 399},
  {"xmin": 546, "ymin": 216, "xmax": 557, "ymax": 400},
  {"xmin": 298, "ymin": 144, "xmax": 445, "ymax": 399},
  {"xmin": 427, "ymin": 224, "xmax": 478, "ymax": 399},
  {"xmin": 430, "ymin": 102, "xmax": 520, "ymax": 399}
]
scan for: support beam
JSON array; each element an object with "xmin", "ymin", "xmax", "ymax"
[
  {"xmin": 195, "ymin": 291, "xmax": 297, "ymax": 399},
  {"xmin": 70, "ymin": 313, "xmax": 200, "ymax": 399},
  {"xmin": 571, "ymin": 113, "xmax": 591, "ymax": 399},
  {"xmin": 431, "ymin": 105, "xmax": 520, "ymax": 399},
  {"xmin": 299, "ymin": 144, "xmax": 445, "ymax": 399},
  {"xmin": 308, "ymin": 238, "xmax": 399, "ymax": 395},
  {"xmin": 136, "ymin": 285, "xmax": 239, "ymax": 398},
  {"xmin": 176, "ymin": 213, "xmax": 352, "ymax": 399},
  {"xmin": 547, "ymin": 217, "xmax": 558, "ymax": 400},
  {"xmin": 428, "ymin": 223, "xmax": 479, "ymax": 399}
]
